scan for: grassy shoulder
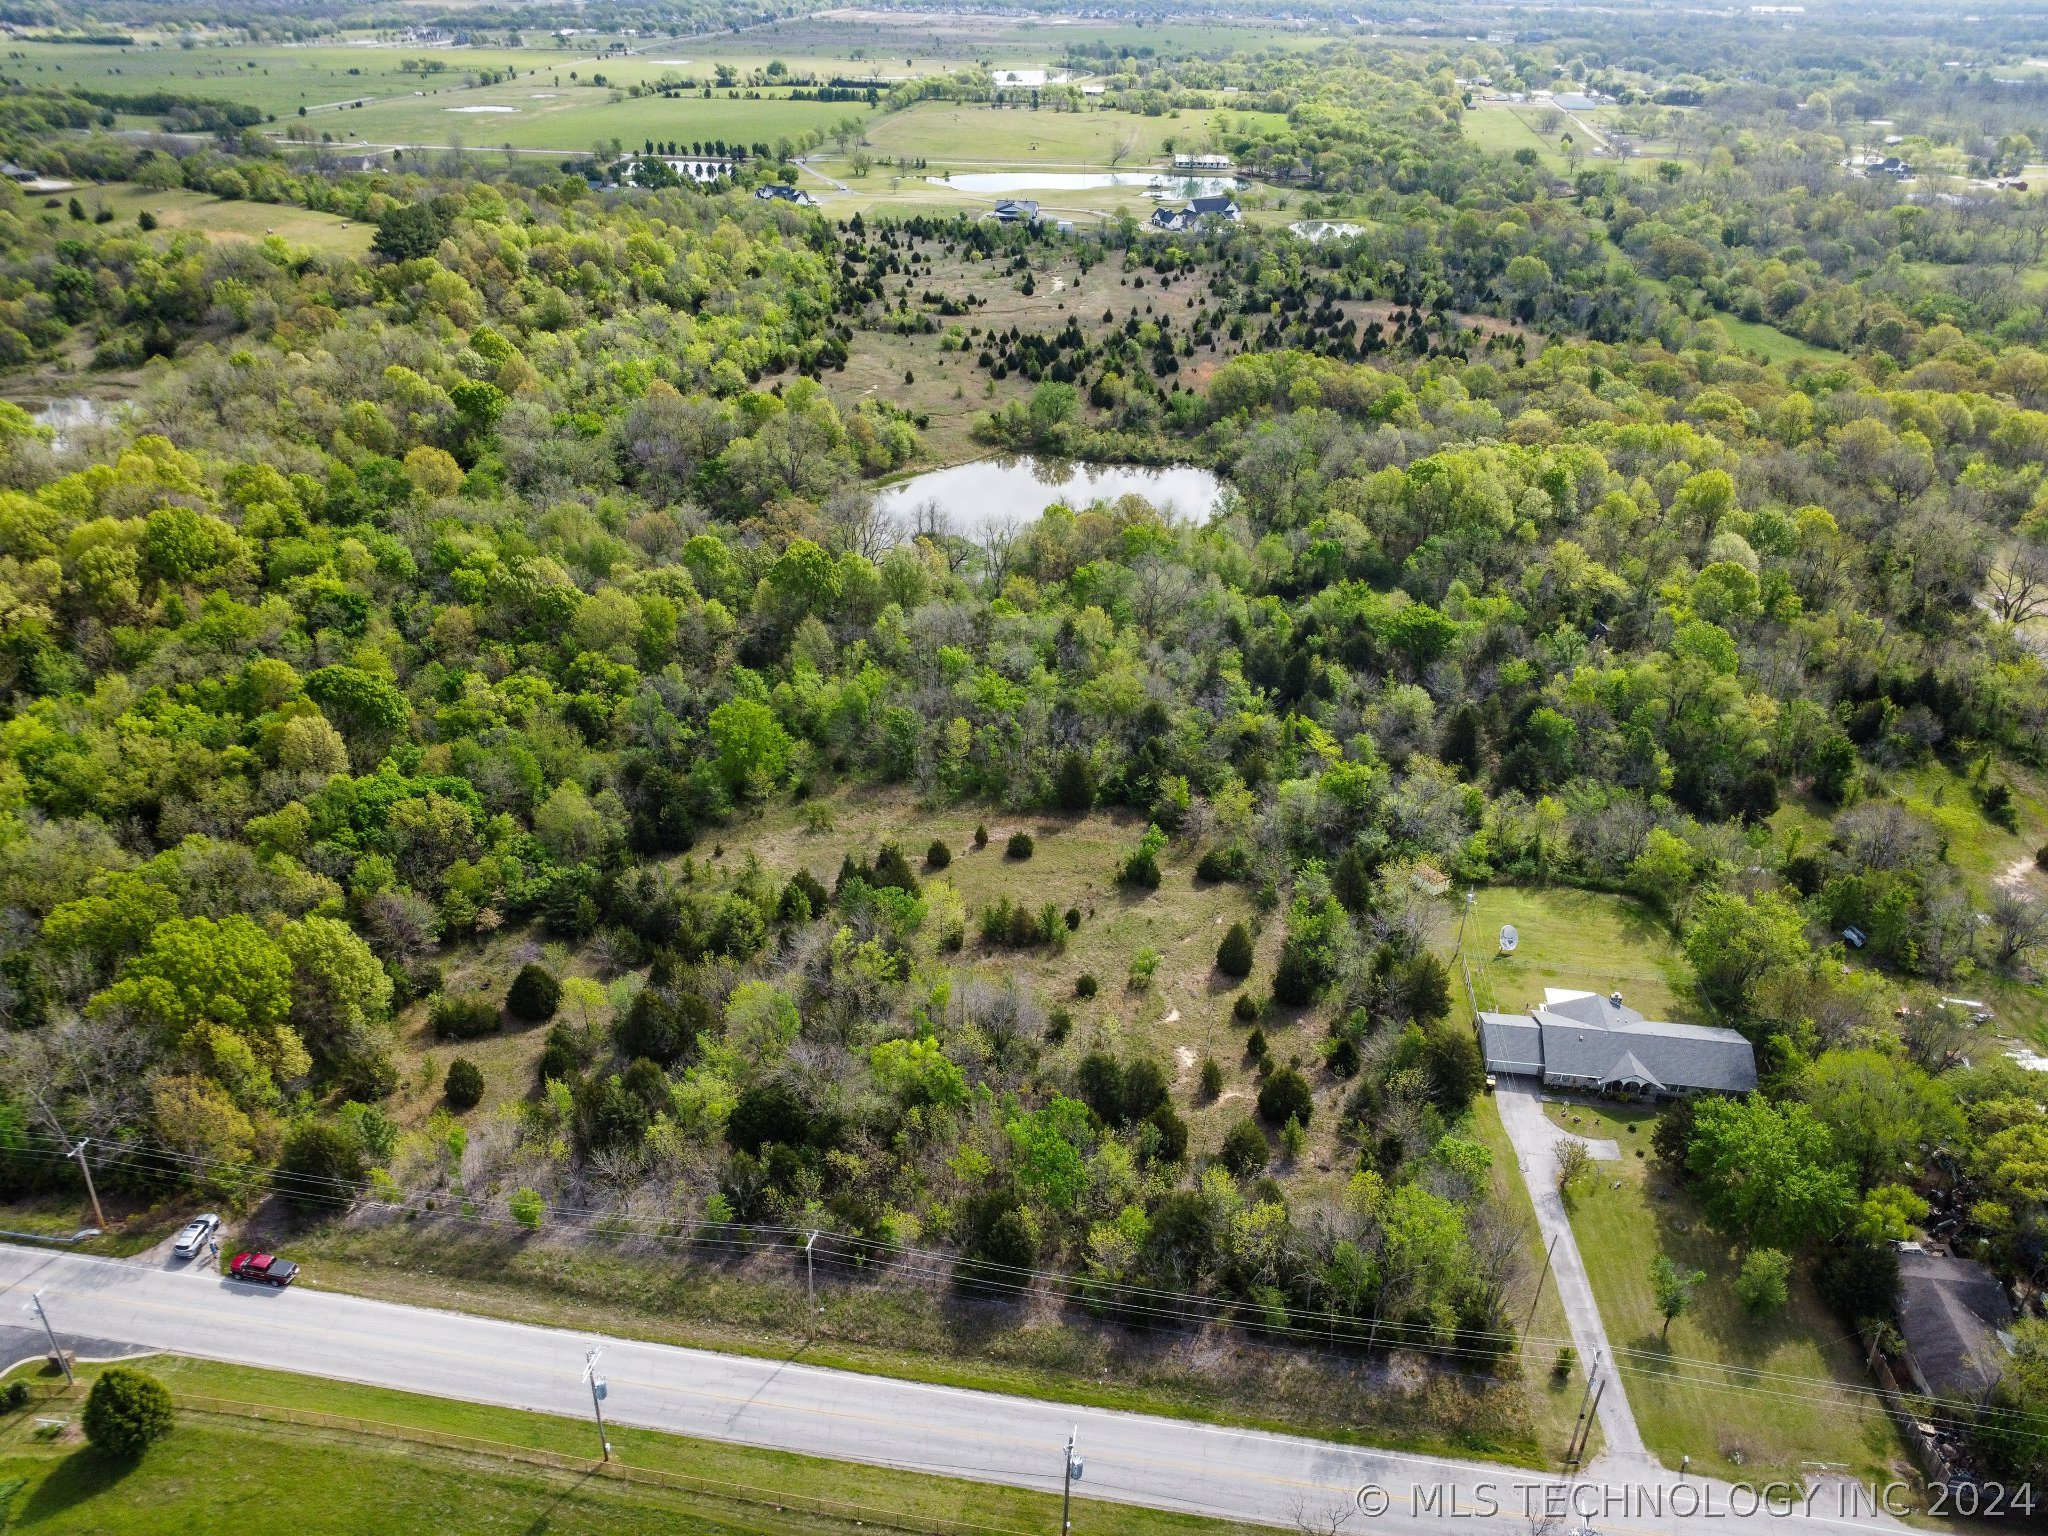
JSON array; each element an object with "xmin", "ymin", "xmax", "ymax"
[
  {"xmin": 1543, "ymin": 1098, "xmax": 1914, "ymax": 1487},
  {"xmin": 285, "ymin": 1216, "xmax": 1550, "ymax": 1467},
  {"xmin": 0, "ymin": 1355, "xmax": 1273, "ymax": 1535}
]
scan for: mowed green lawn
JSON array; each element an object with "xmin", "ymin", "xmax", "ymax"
[
  {"xmin": 1541, "ymin": 1100, "xmax": 1913, "ymax": 1487},
  {"xmin": 1455, "ymin": 886, "xmax": 1694, "ymax": 1024},
  {"xmin": 0, "ymin": 1356, "xmax": 1268, "ymax": 1536}
]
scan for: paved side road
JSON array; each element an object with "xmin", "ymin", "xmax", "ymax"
[
  {"xmin": 0, "ymin": 1245, "xmax": 1909, "ymax": 1535},
  {"xmin": 1496, "ymin": 1079, "xmax": 1650, "ymax": 1467}
]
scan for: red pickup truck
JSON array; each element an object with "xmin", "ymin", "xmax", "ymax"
[{"xmin": 227, "ymin": 1251, "xmax": 300, "ymax": 1287}]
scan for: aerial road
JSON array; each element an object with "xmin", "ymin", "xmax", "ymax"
[{"xmin": 0, "ymin": 1244, "xmax": 1917, "ymax": 1536}]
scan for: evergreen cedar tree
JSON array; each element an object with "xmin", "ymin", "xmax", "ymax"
[
  {"xmin": 82, "ymin": 1368, "xmax": 174, "ymax": 1460},
  {"xmin": 444, "ymin": 1056, "xmax": 485, "ymax": 1110}
]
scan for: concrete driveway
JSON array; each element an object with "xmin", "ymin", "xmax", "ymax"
[{"xmin": 1495, "ymin": 1079, "xmax": 1651, "ymax": 1468}]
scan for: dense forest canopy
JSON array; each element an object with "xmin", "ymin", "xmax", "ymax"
[{"xmin": 4, "ymin": 1, "xmax": 2048, "ymax": 1481}]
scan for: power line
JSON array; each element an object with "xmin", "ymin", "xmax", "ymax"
[{"xmin": 13, "ymin": 1129, "xmax": 2027, "ymax": 1435}]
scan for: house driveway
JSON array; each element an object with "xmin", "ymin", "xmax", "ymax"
[{"xmin": 1495, "ymin": 1078, "xmax": 1652, "ymax": 1468}]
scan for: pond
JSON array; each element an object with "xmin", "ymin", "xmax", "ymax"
[
  {"xmin": 28, "ymin": 396, "xmax": 111, "ymax": 448},
  {"xmin": 873, "ymin": 456, "xmax": 1225, "ymax": 535},
  {"xmin": 931, "ymin": 172, "xmax": 1244, "ymax": 198}
]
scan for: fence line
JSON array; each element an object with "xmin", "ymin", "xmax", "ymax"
[{"xmin": 174, "ymin": 1393, "xmax": 1041, "ymax": 1536}]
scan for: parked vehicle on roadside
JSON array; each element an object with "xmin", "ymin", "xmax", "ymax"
[{"xmin": 227, "ymin": 1252, "xmax": 298, "ymax": 1287}]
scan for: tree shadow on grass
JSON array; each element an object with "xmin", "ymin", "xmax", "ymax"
[{"xmin": 19, "ymin": 1449, "xmax": 132, "ymax": 1524}]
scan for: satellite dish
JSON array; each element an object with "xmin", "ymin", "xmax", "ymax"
[{"xmin": 1498, "ymin": 924, "xmax": 1520, "ymax": 955}]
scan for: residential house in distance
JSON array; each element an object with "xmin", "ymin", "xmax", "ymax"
[
  {"xmin": 1172, "ymin": 152, "xmax": 1234, "ymax": 171},
  {"xmin": 989, "ymin": 198, "xmax": 1041, "ymax": 224},
  {"xmin": 1895, "ymin": 1247, "xmax": 2014, "ymax": 1403},
  {"xmin": 754, "ymin": 184, "xmax": 815, "ymax": 205},
  {"xmin": 1149, "ymin": 193, "xmax": 1240, "ymax": 232},
  {"xmin": 1478, "ymin": 987, "xmax": 1757, "ymax": 1098}
]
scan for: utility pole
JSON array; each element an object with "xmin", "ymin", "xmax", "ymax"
[
  {"xmin": 1568, "ymin": 1378, "xmax": 1606, "ymax": 1467},
  {"xmin": 29, "ymin": 1094, "xmax": 104, "ymax": 1232},
  {"xmin": 70, "ymin": 1139, "xmax": 105, "ymax": 1233},
  {"xmin": 1564, "ymin": 1364, "xmax": 1598, "ymax": 1467},
  {"xmin": 1454, "ymin": 888, "xmax": 1476, "ymax": 954},
  {"xmin": 1061, "ymin": 1426, "xmax": 1083, "ymax": 1534},
  {"xmin": 582, "ymin": 1347, "xmax": 610, "ymax": 1461},
  {"xmin": 804, "ymin": 1230, "xmax": 819, "ymax": 1325},
  {"xmin": 25, "ymin": 1291, "xmax": 72, "ymax": 1387}
]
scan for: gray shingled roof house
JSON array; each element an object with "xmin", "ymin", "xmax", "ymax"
[
  {"xmin": 1897, "ymin": 1247, "xmax": 2014, "ymax": 1402},
  {"xmin": 1479, "ymin": 988, "xmax": 1756, "ymax": 1097}
]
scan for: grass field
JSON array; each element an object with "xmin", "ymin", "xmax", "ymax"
[
  {"xmin": 1461, "ymin": 104, "xmax": 1565, "ymax": 168},
  {"xmin": 858, "ymin": 103, "xmax": 1285, "ymax": 170},
  {"xmin": 0, "ymin": 1355, "xmax": 1272, "ymax": 1535},
  {"xmin": 71, "ymin": 182, "xmax": 373, "ymax": 257},
  {"xmin": 1702, "ymin": 313, "xmax": 1848, "ymax": 366},
  {"xmin": 1541, "ymin": 1098, "xmax": 1915, "ymax": 1488},
  {"xmin": 1455, "ymin": 886, "xmax": 1694, "ymax": 1025}
]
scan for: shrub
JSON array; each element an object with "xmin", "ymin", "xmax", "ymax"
[
  {"xmin": 1045, "ymin": 1006, "xmax": 1073, "ymax": 1044},
  {"xmin": 1232, "ymin": 991, "xmax": 1261, "ymax": 1023},
  {"xmin": 1244, "ymin": 1026, "xmax": 1268, "ymax": 1061},
  {"xmin": 1219, "ymin": 1117, "xmax": 1269, "ymax": 1177},
  {"xmin": 509, "ymin": 1187, "xmax": 544, "ymax": 1229},
  {"xmin": 1279, "ymin": 1116, "xmax": 1309, "ymax": 1161},
  {"xmin": 1075, "ymin": 973, "xmax": 1098, "ymax": 999},
  {"xmin": 2036, "ymin": 843, "xmax": 2048, "ymax": 872},
  {"xmin": 1216, "ymin": 921, "xmax": 1254, "ymax": 978},
  {"xmin": 1327, "ymin": 1035, "xmax": 1361, "ymax": 1077},
  {"xmin": 779, "ymin": 867, "xmax": 829, "ymax": 921},
  {"xmin": 278, "ymin": 1119, "xmax": 367, "ymax": 1207},
  {"xmin": 1198, "ymin": 1057, "xmax": 1224, "ymax": 1100},
  {"xmin": 430, "ymin": 993, "xmax": 501, "ymax": 1041},
  {"xmin": 1195, "ymin": 844, "xmax": 1248, "ymax": 883},
  {"xmin": 1551, "ymin": 1345, "xmax": 1577, "ymax": 1384},
  {"xmin": 506, "ymin": 963, "xmax": 561, "ymax": 1022},
  {"xmin": 1256, "ymin": 1067, "xmax": 1313, "ymax": 1129},
  {"xmin": 871, "ymin": 841, "xmax": 921, "ymax": 893},
  {"xmin": 1128, "ymin": 947, "xmax": 1159, "ymax": 989},
  {"xmin": 443, "ymin": 1057, "xmax": 484, "ymax": 1110},
  {"xmin": 1005, "ymin": 830, "xmax": 1034, "ymax": 859},
  {"xmin": 974, "ymin": 823, "xmax": 989, "ymax": 848},
  {"xmin": 1147, "ymin": 1104, "xmax": 1189, "ymax": 1164},
  {"xmin": 82, "ymin": 1367, "xmax": 174, "ymax": 1460},
  {"xmin": 1065, "ymin": 906, "xmax": 1081, "ymax": 930},
  {"xmin": 1, "ymin": 1378, "xmax": 29, "ymax": 1412},
  {"xmin": 1735, "ymin": 1247, "xmax": 1792, "ymax": 1315},
  {"xmin": 926, "ymin": 837, "xmax": 952, "ymax": 870},
  {"xmin": 535, "ymin": 1019, "xmax": 593, "ymax": 1085},
  {"xmin": 979, "ymin": 895, "xmax": 1064, "ymax": 949}
]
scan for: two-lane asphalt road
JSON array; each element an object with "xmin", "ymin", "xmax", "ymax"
[{"xmin": 0, "ymin": 1245, "xmax": 1912, "ymax": 1535}]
